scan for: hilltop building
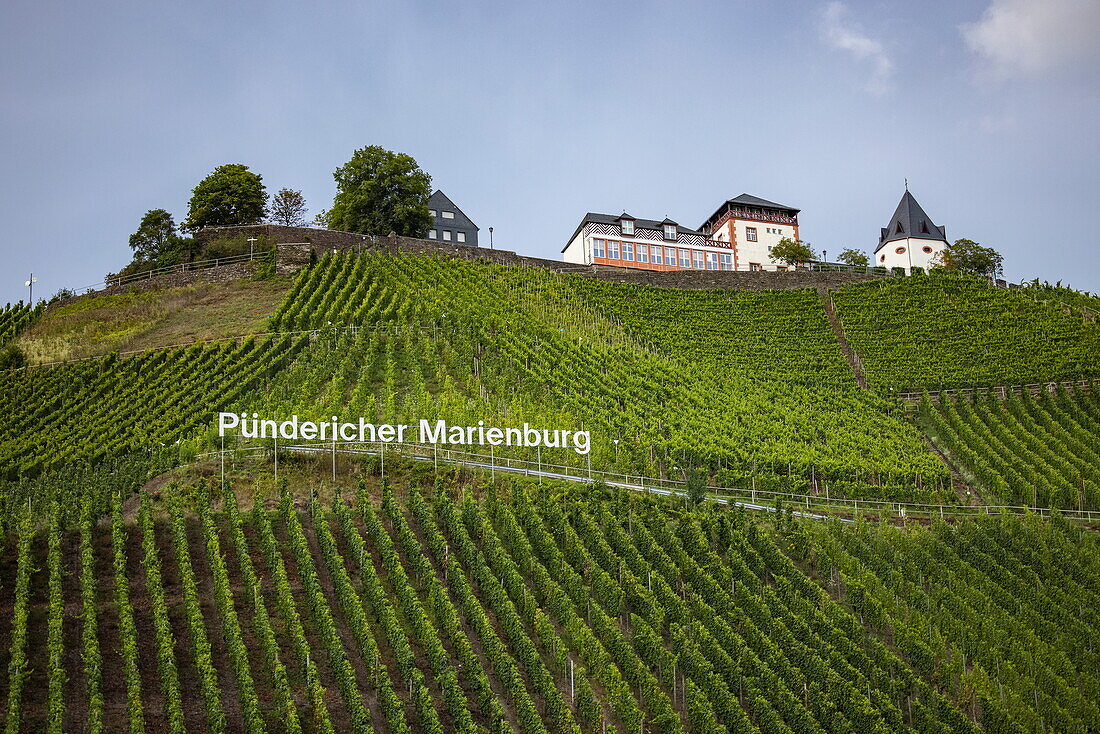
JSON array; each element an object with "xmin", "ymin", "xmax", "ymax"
[
  {"xmin": 561, "ymin": 213, "xmax": 735, "ymax": 271},
  {"xmin": 425, "ymin": 190, "xmax": 479, "ymax": 246},
  {"xmin": 875, "ymin": 190, "xmax": 948, "ymax": 273},
  {"xmin": 698, "ymin": 194, "xmax": 802, "ymax": 271},
  {"xmin": 561, "ymin": 193, "xmax": 801, "ymax": 271}
]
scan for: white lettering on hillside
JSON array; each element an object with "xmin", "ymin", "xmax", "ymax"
[{"xmin": 217, "ymin": 412, "xmax": 591, "ymax": 455}]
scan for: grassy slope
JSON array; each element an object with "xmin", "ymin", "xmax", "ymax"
[{"xmin": 15, "ymin": 278, "xmax": 292, "ymax": 364}]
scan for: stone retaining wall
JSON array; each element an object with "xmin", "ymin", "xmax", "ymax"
[{"xmin": 197, "ymin": 224, "xmax": 888, "ymax": 291}]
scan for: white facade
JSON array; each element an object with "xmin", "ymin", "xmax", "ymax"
[
  {"xmin": 875, "ymin": 237, "xmax": 945, "ymax": 273},
  {"xmin": 708, "ymin": 218, "xmax": 801, "ymax": 270},
  {"xmin": 562, "ymin": 219, "xmax": 737, "ymax": 271}
]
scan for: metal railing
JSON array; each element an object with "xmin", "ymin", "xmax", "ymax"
[
  {"xmin": 67, "ymin": 243, "xmax": 312, "ymax": 295},
  {"xmin": 894, "ymin": 378, "xmax": 1094, "ymax": 404},
  {"xmin": 205, "ymin": 439, "xmax": 1100, "ymax": 525}
]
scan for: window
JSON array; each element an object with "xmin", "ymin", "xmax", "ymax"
[
  {"xmin": 720, "ymin": 253, "xmax": 733, "ymax": 271},
  {"xmin": 749, "ymin": 263, "xmax": 762, "ymax": 272},
  {"xmin": 651, "ymin": 246, "xmax": 662, "ymax": 265},
  {"xmin": 428, "ymin": 229, "xmax": 437, "ymax": 239},
  {"xmin": 637, "ymin": 244, "xmax": 648, "ymax": 263},
  {"xmin": 592, "ymin": 238, "xmax": 605, "ymax": 258},
  {"xmin": 746, "ymin": 227, "xmax": 758, "ymax": 242},
  {"xmin": 621, "ymin": 219, "xmax": 634, "ymax": 236},
  {"xmin": 442, "ymin": 211, "xmax": 455, "ymax": 219},
  {"xmin": 667, "ymin": 247, "xmax": 678, "ymax": 266},
  {"xmin": 457, "ymin": 232, "xmax": 466, "ymax": 243},
  {"xmin": 777, "ymin": 265, "xmax": 788, "ymax": 271},
  {"xmin": 622, "ymin": 242, "xmax": 634, "ymax": 261},
  {"xmin": 679, "ymin": 249, "xmax": 691, "ymax": 268},
  {"xmin": 664, "ymin": 224, "xmax": 677, "ymax": 240},
  {"xmin": 706, "ymin": 252, "xmax": 718, "ymax": 270},
  {"xmin": 895, "ymin": 246, "xmax": 906, "ymax": 254},
  {"xmin": 443, "ymin": 230, "xmax": 452, "ymax": 241},
  {"xmin": 693, "ymin": 251, "xmax": 705, "ymax": 269},
  {"xmin": 880, "ymin": 254, "xmax": 886, "ymax": 263},
  {"xmin": 429, "ymin": 210, "xmax": 437, "ymax": 217},
  {"xmin": 608, "ymin": 240, "xmax": 620, "ymax": 259},
  {"xmin": 922, "ymin": 245, "xmax": 933, "ymax": 254}
]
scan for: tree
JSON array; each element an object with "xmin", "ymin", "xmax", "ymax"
[
  {"xmin": 269, "ymin": 188, "xmax": 308, "ymax": 226},
  {"xmin": 327, "ymin": 146, "xmax": 432, "ymax": 236},
  {"xmin": 686, "ymin": 469, "xmax": 708, "ymax": 506},
  {"xmin": 837, "ymin": 248, "xmax": 870, "ymax": 267},
  {"xmin": 931, "ymin": 238, "xmax": 1004, "ymax": 279},
  {"xmin": 183, "ymin": 164, "xmax": 268, "ymax": 232},
  {"xmin": 312, "ymin": 208, "xmax": 331, "ymax": 229},
  {"xmin": 128, "ymin": 209, "xmax": 177, "ymax": 263},
  {"xmin": 769, "ymin": 237, "xmax": 817, "ymax": 266}
]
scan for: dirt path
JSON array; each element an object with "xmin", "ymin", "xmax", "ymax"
[
  {"xmin": 820, "ymin": 288, "xmax": 868, "ymax": 389},
  {"xmin": 94, "ymin": 523, "xmax": 129, "ymax": 732}
]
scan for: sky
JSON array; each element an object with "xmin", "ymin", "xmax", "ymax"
[{"xmin": 2, "ymin": 0, "xmax": 1099, "ymax": 305}]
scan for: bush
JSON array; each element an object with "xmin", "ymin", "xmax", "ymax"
[
  {"xmin": 0, "ymin": 345, "xmax": 25, "ymax": 371},
  {"xmin": 203, "ymin": 233, "xmax": 275, "ymax": 260}
]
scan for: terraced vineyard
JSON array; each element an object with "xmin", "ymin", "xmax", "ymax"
[
  {"xmin": 0, "ymin": 335, "xmax": 305, "ymax": 479},
  {"xmin": 919, "ymin": 385, "xmax": 1100, "ymax": 509},
  {"xmin": 0, "ymin": 301, "xmax": 42, "ymax": 347},
  {"xmin": 254, "ymin": 252, "xmax": 949, "ymax": 502},
  {"xmin": 831, "ymin": 276, "xmax": 1100, "ymax": 391},
  {"xmin": 1, "ymin": 466, "xmax": 1095, "ymax": 733}
]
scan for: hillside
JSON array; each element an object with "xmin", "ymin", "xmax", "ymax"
[{"xmin": 0, "ymin": 248, "xmax": 1099, "ymax": 733}]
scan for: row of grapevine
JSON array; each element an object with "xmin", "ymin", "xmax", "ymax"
[
  {"xmin": 920, "ymin": 385, "xmax": 1100, "ymax": 508},
  {"xmin": 0, "ymin": 300, "xmax": 43, "ymax": 346}
]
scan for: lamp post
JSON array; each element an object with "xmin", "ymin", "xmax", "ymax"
[
  {"xmin": 247, "ymin": 237, "xmax": 258, "ymax": 259},
  {"xmin": 24, "ymin": 274, "xmax": 37, "ymax": 303},
  {"xmin": 489, "ymin": 227, "xmax": 494, "ymax": 250}
]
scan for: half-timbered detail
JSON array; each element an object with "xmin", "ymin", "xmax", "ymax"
[{"xmin": 562, "ymin": 213, "xmax": 735, "ymax": 271}]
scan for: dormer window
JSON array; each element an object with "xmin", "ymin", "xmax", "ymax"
[
  {"xmin": 621, "ymin": 219, "xmax": 634, "ymax": 236},
  {"xmin": 663, "ymin": 224, "xmax": 677, "ymax": 240},
  {"xmin": 895, "ymin": 222, "xmax": 905, "ymax": 234}
]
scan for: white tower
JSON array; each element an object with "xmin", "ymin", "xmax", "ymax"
[{"xmin": 874, "ymin": 189, "xmax": 948, "ymax": 273}]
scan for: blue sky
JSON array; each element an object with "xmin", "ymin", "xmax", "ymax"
[{"xmin": 2, "ymin": 0, "xmax": 1099, "ymax": 304}]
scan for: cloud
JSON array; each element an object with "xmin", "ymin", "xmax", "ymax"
[
  {"xmin": 820, "ymin": 2, "xmax": 893, "ymax": 94},
  {"xmin": 962, "ymin": 0, "xmax": 1100, "ymax": 79}
]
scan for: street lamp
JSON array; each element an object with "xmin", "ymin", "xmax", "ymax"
[
  {"xmin": 247, "ymin": 237, "xmax": 258, "ymax": 259},
  {"xmin": 489, "ymin": 227, "xmax": 494, "ymax": 250},
  {"xmin": 24, "ymin": 274, "xmax": 37, "ymax": 303}
]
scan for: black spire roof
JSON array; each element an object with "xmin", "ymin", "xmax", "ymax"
[{"xmin": 875, "ymin": 190, "xmax": 947, "ymax": 253}]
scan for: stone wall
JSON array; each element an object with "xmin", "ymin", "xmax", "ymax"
[{"xmin": 197, "ymin": 224, "xmax": 888, "ymax": 291}]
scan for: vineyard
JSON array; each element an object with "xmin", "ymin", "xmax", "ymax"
[
  {"xmin": 919, "ymin": 385, "xmax": 1100, "ymax": 509},
  {"xmin": 0, "ymin": 464, "xmax": 1095, "ymax": 733},
  {"xmin": 255, "ymin": 252, "xmax": 950, "ymax": 502},
  {"xmin": 0, "ymin": 302, "xmax": 42, "ymax": 347},
  {"xmin": 831, "ymin": 276, "xmax": 1100, "ymax": 391}
]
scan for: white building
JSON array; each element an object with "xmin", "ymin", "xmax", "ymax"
[
  {"xmin": 698, "ymin": 194, "xmax": 803, "ymax": 271},
  {"xmin": 874, "ymin": 190, "xmax": 948, "ymax": 273},
  {"xmin": 561, "ymin": 213, "xmax": 736, "ymax": 271}
]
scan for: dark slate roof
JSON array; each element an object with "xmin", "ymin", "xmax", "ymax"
[
  {"xmin": 875, "ymin": 190, "xmax": 947, "ymax": 252},
  {"xmin": 564, "ymin": 213, "xmax": 703, "ymax": 252},
  {"xmin": 700, "ymin": 193, "xmax": 800, "ymax": 229},
  {"xmin": 429, "ymin": 189, "xmax": 479, "ymax": 231}
]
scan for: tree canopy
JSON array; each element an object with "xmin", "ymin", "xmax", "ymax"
[
  {"xmin": 327, "ymin": 146, "xmax": 432, "ymax": 236},
  {"xmin": 837, "ymin": 248, "xmax": 870, "ymax": 267},
  {"xmin": 269, "ymin": 188, "xmax": 308, "ymax": 226},
  {"xmin": 184, "ymin": 164, "xmax": 268, "ymax": 231},
  {"xmin": 769, "ymin": 237, "xmax": 817, "ymax": 266},
  {"xmin": 931, "ymin": 238, "xmax": 1004, "ymax": 279},
  {"xmin": 128, "ymin": 209, "xmax": 177, "ymax": 263}
]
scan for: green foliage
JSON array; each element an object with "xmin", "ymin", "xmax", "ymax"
[
  {"xmin": 327, "ymin": 145, "xmax": 432, "ymax": 236},
  {"xmin": 833, "ymin": 275, "xmax": 1100, "ymax": 390},
  {"xmin": 769, "ymin": 237, "xmax": 817, "ymax": 265},
  {"xmin": 0, "ymin": 300, "xmax": 45, "ymax": 347},
  {"xmin": 837, "ymin": 248, "xmax": 870, "ymax": 267},
  {"xmin": 686, "ymin": 468, "xmax": 708, "ymax": 506},
  {"xmin": 921, "ymin": 386, "xmax": 1100, "ymax": 508},
  {"xmin": 0, "ymin": 343, "xmax": 25, "ymax": 370},
  {"xmin": 269, "ymin": 187, "xmax": 308, "ymax": 226},
  {"xmin": 931, "ymin": 238, "xmax": 1004, "ymax": 279},
  {"xmin": 128, "ymin": 208, "xmax": 178, "ymax": 262},
  {"xmin": 253, "ymin": 245, "xmax": 277, "ymax": 280},
  {"xmin": 184, "ymin": 163, "xmax": 268, "ymax": 231}
]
